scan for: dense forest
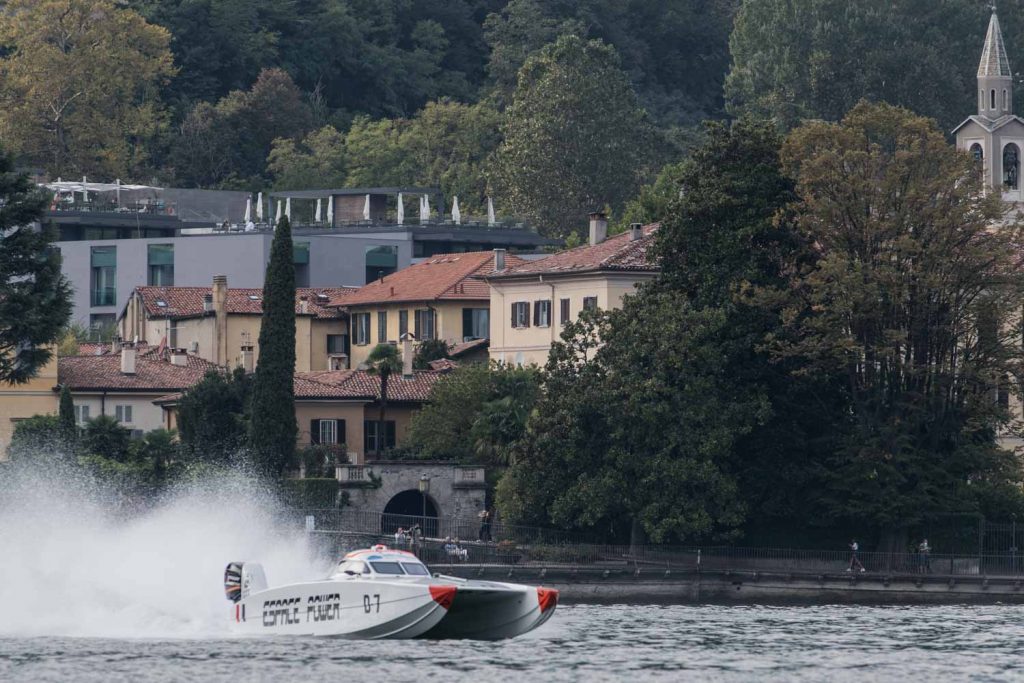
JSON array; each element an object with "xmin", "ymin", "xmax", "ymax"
[{"xmin": 0, "ymin": 0, "xmax": 1016, "ymax": 236}]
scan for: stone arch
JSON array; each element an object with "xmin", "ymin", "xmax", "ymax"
[
  {"xmin": 1004, "ymin": 143, "xmax": 1020, "ymax": 190},
  {"xmin": 383, "ymin": 489, "xmax": 439, "ymax": 536},
  {"xmin": 970, "ymin": 143, "xmax": 984, "ymax": 163}
]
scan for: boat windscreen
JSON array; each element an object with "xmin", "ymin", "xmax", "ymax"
[
  {"xmin": 370, "ymin": 561, "xmax": 405, "ymax": 575},
  {"xmin": 401, "ymin": 562, "xmax": 429, "ymax": 576}
]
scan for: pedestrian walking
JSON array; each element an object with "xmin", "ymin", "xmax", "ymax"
[
  {"xmin": 918, "ymin": 539, "xmax": 931, "ymax": 573},
  {"xmin": 847, "ymin": 539, "xmax": 865, "ymax": 572}
]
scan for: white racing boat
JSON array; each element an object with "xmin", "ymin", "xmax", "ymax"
[{"xmin": 224, "ymin": 545, "xmax": 558, "ymax": 639}]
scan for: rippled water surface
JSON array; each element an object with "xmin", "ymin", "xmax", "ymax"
[{"xmin": 3, "ymin": 604, "xmax": 1023, "ymax": 682}]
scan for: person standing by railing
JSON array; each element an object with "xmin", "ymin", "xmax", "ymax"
[
  {"xmin": 847, "ymin": 540, "xmax": 865, "ymax": 572},
  {"xmin": 918, "ymin": 539, "xmax": 931, "ymax": 573},
  {"xmin": 478, "ymin": 508, "xmax": 492, "ymax": 542}
]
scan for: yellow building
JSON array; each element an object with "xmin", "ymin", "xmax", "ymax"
[
  {"xmin": 486, "ymin": 216, "xmax": 659, "ymax": 367},
  {"xmin": 0, "ymin": 353, "xmax": 59, "ymax": 459},
  {"xmin": 335, "ymin": 250, "xmax": 525, "ymax": 368},
  {"xmin": 119, "ymin": 275, "xmax": 357, "ymax": 372}
]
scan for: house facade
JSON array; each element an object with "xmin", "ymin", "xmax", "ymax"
[
  {"xmin": 118, "ymin": 276, "xmax": 356, "ymax": 372},
  {"xmin": 486, "ymin": 216, "xmax": 659, "ymax": 367},
  {"xmin": 336, "ymin": 250, "xmax": 524, "ymax": 369},
  {"xmin": 0, "ymin": 354, "xmax": 59, "ymax": 458}
]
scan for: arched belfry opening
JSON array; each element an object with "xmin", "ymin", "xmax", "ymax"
[{"xmin": 1003, "ymin": 143, "xmax": 1019, "ymax": 190}]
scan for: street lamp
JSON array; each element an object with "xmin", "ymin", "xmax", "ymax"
[{"xmin": 418, "ymin": 474, "xmax": 430, "ymax": 524}]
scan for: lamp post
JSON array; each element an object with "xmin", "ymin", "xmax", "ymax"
[{"xmin": 418, "ymin": 474, "xmax": 430, "ymax": 533}]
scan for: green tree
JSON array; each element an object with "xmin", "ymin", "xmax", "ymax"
[
  {"xmin": 0, "ymin": 150, "xmax": 72, "ymax": 384},
  {"xmin": 58, "ymin": 384, "xmax": 77, "ymax": 446},
  {"xmin": 777, "ymin": 101, "xmax": 1024, "ymax": 545},
  {"xmin": 615, "ymin": 161, "xmax": 687, "ymax": 231},
  {"xmin": 0, "ymin": 0, "xmax": 174, "ymax": 178},
  {"xmin": 177, "ymin": 368, "xmax": 251, "ymax": 462},
  {"xmin": 413, "ymin": 339, "xmax": 451, "ymax": 370},
  {"xmin": 366, "ymin": 343, "xmax": 403, "ymax": 458},
  {"xmin": 725, "ymin": 0, "xmax": 987, "ymax": 131},
  {"xmin": 248, "ymin": 216, "xmax": 298, "ymax": 476},
  {"xmin": 81, "ymin": 415, "xmax": 132, "ymax": 463},
  {"xmin": 267, "ymin": 125, "xmax": 347, "ymax": 190},
  {"xmin": 497, "ymin": 304, "xmax": 754, "ymax": 544},
  {"xmin": 491, "ymin": 35, "xmax": 659, "ymax": 237},
  {"xmin": 408, "ymin": 363, "xmax": 540, "ymax": 465},
  {"xmin": 6, "ymin": 414, "xmax": 63, "ymax": 461}
]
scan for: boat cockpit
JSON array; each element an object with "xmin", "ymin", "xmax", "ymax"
[{"xmin": 332, "ymin": 551, "xmax": 431, "ymax": 580}]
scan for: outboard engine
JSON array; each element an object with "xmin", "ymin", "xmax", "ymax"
[{"xmin": 224, "ymin": 561, "xmax": 268, "ymax": 603}]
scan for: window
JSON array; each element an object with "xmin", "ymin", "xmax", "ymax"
[
  {"xmin": 1004, "ymin": 89, "xmax": 1009, "ymax": 110},
  {"xmin": 399, "ymin": 310, "xmax": 409, "ymax": 338},
  {"xmin": 992, "ymin": 89, "xmax": 997, "ymax": 110},
  {"xmin": 462, "ymin": 308, "xmax": 489, "ymax": 340},
  {"xmin": 401, "ymin": 562, "xmax": 429, "ymax": 576},
  {"xmin": 90, "ymin": 246, "xmax": 116, "ymax": 306},
  {"xmin": 560, "ymin": 298, "xmax": 571, "ymax": 325},
  {"xmin": 365, "ymin": 245, "xmax": 398, "ymax": 283},
  {"xmin": 353, "ymin": 313, "xmax": 371, "ymax": 345},
  {"xmin": 1005, "ymin": 143, "xmax": 1020, "ymax": 190},
  {"xmin": 533, "ymin": 300, "xmax": 551, "ymax": 327},
  {"xmin": 293, "ymin": 242, "xmax": 310, "ymax": 287},
  {"xmin": 369, "ymin": 561, "xmax": 405, "ymax": 575},
  {"xmin": 377, "ymin": 311, "xmax": 388, "ymax": 343},
  {"xmin": 75, "ymin": 405, "xmax": 90, "ymax": 424},
  {"xmin": 327, "ymin": 334, "xmax": 347, "ymax": 354},
  {"xmin": 310, "ymin": 418, "xmax": 346, "ymax": 445},
  {"xmin": 511, "ymin": 302, "xmax": 530, "ymax": 329},
  {"xmin": 364, "ymin": 420, "xmax": 396, "ymax": 453},
  {"xmin": 114, "ymin": 405, "xmax": 133, "ymax": 424},
  {"xmin": 414, "ymin": 309, "xmax": 435, "ymax": 340},
  {"xmin": 147, "ymin": 244, "xmax": 174, "ymax": 286},
  {"xmin": 981, "ymin": 89, "xmax": 986, "ymax": 111},
  {"xmin": 971, "ymin": 143, "xmax": 984, "ymax": 164},
  {"xmin": 583, "ymin": 296, "xmax": 598, "ymax": 312},
  {"xmin": 168, "ymin": 324, "xmax": 179, "ymax": 349},
  {"xmin": 89, "ymin": 314, "xmax": 116, "ymax": 340}
]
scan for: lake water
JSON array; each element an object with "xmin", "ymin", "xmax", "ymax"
[{"xmin": 3, "ymin": 603, "xmax": 1022, "ymax": 682}]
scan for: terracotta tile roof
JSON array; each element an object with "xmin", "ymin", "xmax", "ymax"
[
  {"xmin": 59, "ymin": 350, "xmax": 217, "ymax": 392},
  {"xmin": 294, "ymin": 369, "xmax": 444, "ymax": 402},
  {"xmin": 490, "ymin": 224, "xmax": 659, "ymax": 278},
  {"xmin": 428, "ymin": 358, "xmax": 459, "ymax": 371},
  {"xmin": 337, "ymin": 251, "xmax": 527, "ymax": 307},
  {"xmin": 448, "ymin": 338, "xmax": 488, "ymax": 358},
  {"xmin": 133, "ymin": 286, "xmax": 357, "ymax": 320}
]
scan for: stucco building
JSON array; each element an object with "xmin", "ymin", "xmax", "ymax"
[
  {"xmin": 335, "ymin": 250, "xmax": 526, "ymax": 369},
  {"xmin": 118, "ymin": 276, "xmax": 356, "ymax": 372},
  {"xmin": 486, "ymin": 215, "xmax": 659, "ymax": 367}
]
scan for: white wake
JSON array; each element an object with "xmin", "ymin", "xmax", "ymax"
[{"xmin": 0, "ymin": 462, "xmax": 328, "ymax": 638}]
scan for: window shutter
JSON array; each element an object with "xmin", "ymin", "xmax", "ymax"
[
  {"xmin": 414, "ymin": 310, "xmax": 421, "ymax": 338},
  {"xmin": 533, "ymin": 301, "xmax": 539, "ymax": 326},
  {"xmin": 511, "ymin": 303, "xmax": 516, "ymax": 327},
  {"xmin": 338, "ymin": 420, "xmax": 346, "ymax": 449},
  {"xmin": 524, "ymin": 303, "xmax": 530, "ymax": 328},
  {"xmin": 463, "ymin": 308, "xmax": 472, "ymax": 339},
  {"xmin": 386, "ymin": 421, "xmax": 396, "ymax": 449},
  {"xmin": 311, "ymin": 419, "xmax": 321, "ymax": 444}
]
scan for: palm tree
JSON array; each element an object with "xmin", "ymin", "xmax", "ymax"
[{"xmin": 366, "ymin": 343, "xmax": 403, "ymax": 458}]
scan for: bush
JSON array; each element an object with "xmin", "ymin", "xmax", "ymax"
[{"xmin": 281, "ymin": 478, "xmax": 341, "ymax": 509}]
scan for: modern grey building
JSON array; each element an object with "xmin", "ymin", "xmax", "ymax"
[{"xmin": 52, "ymin": 185, "xmax": 556, "ymax": 332}]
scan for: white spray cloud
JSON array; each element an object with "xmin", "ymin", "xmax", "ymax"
[{"xmin": 0, "ymin": 462, "xmax": 329, "ymax": 638}]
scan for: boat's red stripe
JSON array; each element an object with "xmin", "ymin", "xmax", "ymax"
[
  {"xmin": 429, "ymin": 585, "xmax": 457, "ymax": 610},
  {"xmin": 537, "ymin": 587, "xmax": 558, "ymax": 613}
]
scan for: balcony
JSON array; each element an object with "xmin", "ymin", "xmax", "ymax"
[{"xmin": 335, "ymin": 464, "xmax": 377, "ymax": 488}]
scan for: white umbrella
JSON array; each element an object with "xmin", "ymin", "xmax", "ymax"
[
  {"xmin": 115, "ymin": 178, "xmax": 121, "ymax": 207},
  {"xmin": 315, "ymin": 198, "xmax": 322, "ymax": 223},
  {"xmin": 285, "ymin": 196, "xmax": 291, "ymax": 220},
  {"xmin": 362, "ymin": 193, "xmax": 371, "ymax": 221},
  {"xmin": 275, "ymin": 199, "xmax": 282, "ymax": 223},
  {"xmin": 451, "ymin": 196, "xmax": 461, "ymax": 225},
  {"xmin": 244, "ymin": 195, "xmax": 252, "ymax": 223},
  {"xmin": 256, "ymin": 192, "xmax": 264, "ymax": 221},
  {"xmin": 487, "ymin": 197, "xmax": 496, "ymax": 226},
  {"xmin": 397, "ymin": 192, "xmax": 404, "ymax": 224},
  {"xmin": 326, "ymin": 196, "xmax": 333, "ymax": 225},
  {"xmin": 422, "ymin": 194, "xmax": 431, "ymax": 223}
]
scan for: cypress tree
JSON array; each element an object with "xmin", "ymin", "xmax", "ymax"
[
  {"xmin": 57, "ymin": 383, "xmax": 77, "ymax": 451},
  {"xmin": 248, "ymin": 216, "xmax": 297, "ymax": 476}
]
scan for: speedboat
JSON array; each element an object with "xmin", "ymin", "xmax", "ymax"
[{"xmin": 224, "ymin": 544, "xmax": 558, "ymax": 639}]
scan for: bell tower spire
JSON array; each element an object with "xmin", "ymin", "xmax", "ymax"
[{"xmin": 978, "ymin": 6, "xmax": 1013, "ymax": 118}]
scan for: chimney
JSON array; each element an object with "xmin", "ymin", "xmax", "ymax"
[
  {"xmin": 630, "ymin": 222, "xmax": 643, "ymax": 242},
  {"xmin": 402, "ymin": 333, "xmax": 414, "ymax": 379},
  {"xmin": 120, "ymin": 343, "xmax": 137, "ymax": 375},
  {"xmin": 203, "ymin": 293, "xmax": 213, "ymax": 312},
  {"xmin": 589, "ymin": 212, "xmax": 608, "ymax": 246},
  {"xmin": 212, "ymin": 275, "xmax": 228, "ymax": 366},
  {"xmin": 299, "ymin": 295, "xmax": 309, "ymax": 315},
  {"xmin": 240, "ymin": 343, "xmax": 254, "ymax": 374},
  {"xmin": 493, "ymin": 248, "xmax": 506, "ymax": 272},
  {"xmin": 170, "ymin": 348, "xmax": 188, "ymax": 367}
]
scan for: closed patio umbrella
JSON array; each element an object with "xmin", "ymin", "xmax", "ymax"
[
  {"xmin": 256, "ymin": 192, "xmax": 264, "ymax": 221},
  {"xmin": 275, "ymin": 199, "xmax": 282, "ymax": 223},
  {"xmin": 315, "ymin": 198, "xmax": 322, "ymax": 223},
  {"xmin": 397, "ymin": 192, "xmax": 404, "ymax": 224},
  {"xmin": 244, "ymin": 195, "xmax": 252, "ymax": 223},
  {"xmin": 363, "ymin": 193, "xmax": 371, "ymax": 221},
  {"xmin": 487, "ymin": 197, "xmax": 496, "ymax": 226},
  {"xmin": 285, "ymin": 196, "xmax": 291, "ymax": 220},
  {"xmin": 326, "ymin": 196, "xmax": 333, "ymax": 225},
  {"xmin": 451, "ymin": 196, "xmax": 461, "ymax": 224}
]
